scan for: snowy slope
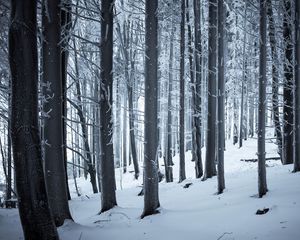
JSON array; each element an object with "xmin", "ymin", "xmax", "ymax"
[{"xmin": 0, "ymin": 138, "xmax": 299, "ymax": 240}]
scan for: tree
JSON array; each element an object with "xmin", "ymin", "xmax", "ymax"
[
  {"xmin": 179, "ymin": 0, "xmax": 186, "ymax": 183},
  {"xmin": 294, "ymin": 0, "xmax": 300, "ymax": 172},
  {"xmin": 142, "ymin": 0, "xmax": 160, "ymax": 218},
  {"xmin": 164, "ymin": 3, "xmax": 175, "ymax": 183},
  {"xmin": 258, "ymin": 0, "xmax": 268, "ymax": 198},
  {"xmin": 99, "ymin": 0, "xmax": 117, "ymax": 213},
  {"xmin": 204, "ymin": 0, "xmax": 217, "ymax": 179},
  {"xmin": 282, "ymin": 0, "xmax": 294, "ymax": 165},
  {"xmin": 217, "ymin": 0, "xmax": 225, "ymax": 194},
  {"xmin": 9, "ymin": 0, "xmax": 59, "ymax": 238},
  {"xmin": 266, "ymin": 0, "xmax": 282, "ymax": 160},
  {"xmin": 193, "ymin": 0, "xmax": 203, "ymax": 179},
  {"xmin": 42, "ymin": 0, "xmax": 72, "ymax": 226}
]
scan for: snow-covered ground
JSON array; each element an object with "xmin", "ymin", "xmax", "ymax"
[{"xmin": 1, "ymin": 138, "xmax": 300, "ymax": 240}]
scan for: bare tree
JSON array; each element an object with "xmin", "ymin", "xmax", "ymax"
[
  {"xmin": 9, "ymin": 0, "xmax": 59, "ymax": 238},
  {"xmin": 294, "ymin": 0, "xmax": 300, "ymax": 172},
  {"xmin": 142, "ymin": 0, "xmax": 160, "ymax": 218},
  {"xmin": 42, "ymin": 0, "xmax": 72, "ymax": 226},
  {"xmin": 193, "ymin": 0, "xmax": 203, "ymax": 179},
  {"xmin": 99, "ymin": 0, "xmax": 117, "ymax": 212},
  {"xmin": 204, "ymin": 0, "xmax": 217, "ymax": 179},
  {"xmin": 179, "ymin": 0, "xmax": 186, "ymax": 183},
  {"xmin": 282, "ymin": 0, "xmax": 294, "ymax": 165},
  {"xmin": 258, "ymin": 0, "xmax": 268, "ymax": 198},
  {"xmin": 217, "ymin": 0, "xmax": 225, "ymax": 194}
]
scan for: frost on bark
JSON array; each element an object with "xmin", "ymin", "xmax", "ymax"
[
  {"xmin": 193, "ymin": 0, "xmax": 203, "ymax": 179},
  {"xmin": 9, "ymin": 0, "xmax": 59, "ymax": 238}
]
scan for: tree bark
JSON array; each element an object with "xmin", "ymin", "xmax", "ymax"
[
  {"xmin": 266, "ymin": 0, "xmax": 283, "ymax": 160},
  {"xmin": 204, "ymin": 0, "xmax": 217, "ymax": 179},
  {"xmin": 282, "ymin": 0, "xmax": 294, "ymax": 165},
  {"xmin": 99, "ymin": 0, "xmax": 117, "ymax": 213},
  {"xmin": 9, "ymin": 0, "xmax": 59, "ymax": 238},
  {"xmin": 258, "ymin": 0, "xmax": 268, "ymax": 198},
  {"xmin": 42, "ymin": 0, "xmax": 72, "ymax": 226},
  {"xmin": 217, "ymin": 0, "xmax": 225, "ymax": 194},
  {"xmin": 193, "ymin": 0, "xmax": 203, "ymax": 179},
  {"xmin": 179, "ymin": 0, "xmax": 186, "ymax": 183},
  {"xmin": 294, "ymin": 0, "xmax": 300, "ymax": 172},
  {"xmin": 142, "ymin": 0, "xmax": 160, "ymax": 218}
]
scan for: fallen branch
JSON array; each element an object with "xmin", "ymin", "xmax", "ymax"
[
  {"xmin": 217, "ymin": 232, "xmax": 233, "ymax": 240},
  {"xmin": 241, "ymin": 157, "xmax": 281, "ymax": 162}
]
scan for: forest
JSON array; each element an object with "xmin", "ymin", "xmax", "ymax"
[{"xmin": 0, "ymin": 0, "xmax": 300, "ymax": 239}]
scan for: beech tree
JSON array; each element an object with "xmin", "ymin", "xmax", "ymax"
[
  {"xmin": 204, "ymin": 0, "xmax": 217, "ymax": 179},
  {"xmin": 179, "ymin": 0, "xmax": 186, "ymax": 183},
  {"xmin": 99, "ymin": 0, "xmax": 117, "ymax": 212},
  {"xmin": 142, "ymin": 0, "xmax": 160, "ymax": 218},
  {"xmin": 294, "ymin": 0, "xmax": 300, "ymax": 172},
  {"xmin": 9, "ymin": 0, "xmax": 59, "ymax": 238},
  {"xmin": 193, "ymin": 0, "xmax": 203, "ymax": 179},
  {"xmin": 282, "ymin": 0, "xmax": 294, "ymax": 165},
  {"xmin": 258, "ymin": 0, "xmax": 268, "ymax": 198},
  {"xmin": 217, "ymin": 0, "xmax": 225, "ymax": 194},
  {"xmin": 42, "ymin": 0, "xmax": 72, "ymax": 226}
]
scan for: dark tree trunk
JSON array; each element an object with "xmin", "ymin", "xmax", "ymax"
[
  {"xmin": 294, "ymin": 0, "xmax": 300, "ymax": 172},
  {"xmin": 7, "ymin": 107, "xmax": 12, "ymax": 200},
  {"xmin": 61, "ymin": 0, "xmax": 72, "ymax": 201},
  {"xmin": 164, "ymin": 9, "xmax": 175, "ymax": 183},
  {"xmin": 266, "ymin": 0, "xmax": 283, "ymax": 160},
  {"xmin": 99, "ymin": 0, "xmax": 117, "ymax": 213},
  {"xmin": 282, "ymin": 0, "xmax": 294, "ymax": 165},
  {"xmin": 141, "ymin": 0, "xmax": 160, "ymax": 218},
  {"xmin": 258, "ymin": 0, "xmax": 268, "ymax": 198},
  {"xmin": 42, "ymin": 0, "xmax": 72, "ymax": 226},
  {"xmin": 217, "ymin": 0, "xmax": 225, "ymax": 194},
  {"xmin": 179, "ymin": 0, "xmax": 186, "ymax": 183},
  {"xmin": 9, "ymin": 0, "xmax": 59, "ymax": 238},
  {"xmin": 204, "ymin": 0, "xmax": 217, "ymax": 179},
  {"xmin": 193, "ymin": 0, "xmax": 203, "ymax": 179}
]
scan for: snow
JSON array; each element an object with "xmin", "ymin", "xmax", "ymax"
[{"xmin": 1, "ymin": 138, "xmax": 300, "ymax": 240}]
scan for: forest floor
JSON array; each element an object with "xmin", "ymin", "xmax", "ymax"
[{"xmin": 0, "ymin": 137, "xmax": 300, "ymax": 240}]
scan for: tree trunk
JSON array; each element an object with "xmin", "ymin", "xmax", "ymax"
[
  {"xmin": 9, "ymin": 0, "xmax": 59, "ymax": 238},
  {"xmin": 217, "ymin": 0, "xmax": 225, "ymax": 194},
  {"xmin": 164, "ymin": 9, "xmax": 175, "ymax": 183},
  {"xmin": 266, "ymin": 0, "xmax": 283, "ymax": 160},
  {"xmin": 179, "ymin": 0, "xmax": 186, "ymax": 183},
  {"xmin": 99, "ymin": 0, "xmax": 117, "ymax": 213},
  {"xmin": 72, "ymin": 41, "xmax": 98, "ymax": 194},
  {"xmin": 142, "ymin": 0, "xmax": 160, "ymax": 218},
  {"xmin": 42, "ymin": 0, "xmax": 72, "ymax": 226},
  {"xmin": 282, "ymin": 0, "xmax": 294, "ymax": 165},
  {"xmin": 193, "ymin": 0, "xmax": 203, "ymax": 179},
  {"xmin": 239, "ymin": 4, "xmax": 247, "ymax": 148},
  {"xmin": 258, "ymin": 0, "xmax": 268, "ymax": 198},
  {"xmin": 61, "ymin": 0, "xmax": 72, "ymax": 201},
  {"xmin": 204, "ymin": 0, "xmax": 217, "ymax": 179},
  {"xmin": 294, "ymin": 0, "xmax": 300, "ymax": 172}
]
